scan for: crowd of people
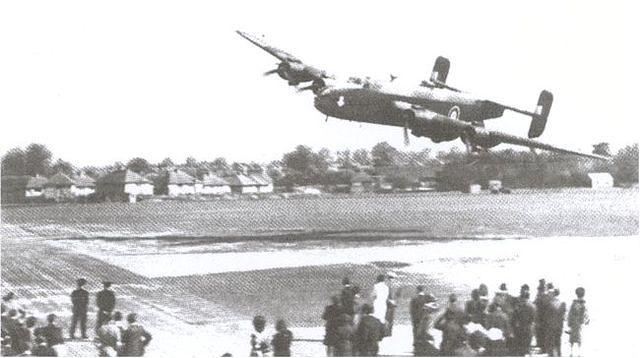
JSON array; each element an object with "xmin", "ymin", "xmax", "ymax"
[
  {"xmin": 2, "ymin": 274, "xmax": 590, "ymax": 357},
  {"xmin": 1, "ymin": 279, "xmax": 152, "ymax": 357},
  {"xmin": 317, "ymin": 274, "xmax": 590, "ymax": 357}
]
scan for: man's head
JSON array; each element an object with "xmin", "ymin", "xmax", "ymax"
[
  {"xmin": 499, "ymin": 283, "xmax": 508, "ymax": 292},
  {"xmin": 361, "ymin": 304, "xmax": 373, "ymax": 315},
  {"xmin": 47, "ymin": 313, "xmax": 56, "ymax": 324},
  {"xmin": 8, "ymin": 309, "xmax": 17, "ymax": 318},
  {"xmin": 449, "ymin": 293, "xmax": 457, "ymax": 303},
  {"xmin": 252, "ymin": 315, "xmax": 266, "ymax": 332},
  {"xmin": 471, "ymin": 289, "xmax": 480, "ymax": 301},
  {"xmin": 575, "ymin": 287, "xmax": 585, "ymax": 299},
  {"xmin": 103, "ymin": 281, "xmax": 112, "ymax": 289},
  {"xmin": 26, "ymin": 316, "xmax": 37, "ymax": 328},
  {"xmin": 553, "ymin": 288, "xmax": 560, "ymax": 297},
  {"xmin": 330, "ymin": 295, "xmax": 340, "ymax": 305},
  {"xmin": 2, "ymin": 292, "xmax": 15, "ymax": 302},
  {"xmin": 375, "ymin": 274, "xmax": 385, "ymax": 283},
  {"xmin": 416, "ymin": 285, "xmax": 425, "ymax": 293},
  {"xmin": 77, "ymin": 278, "xmax": 87, "ymax": 287},
  {"xmin": 276, "ymin": 319, "xmax": 287, "ymax": 332},
  {"xmin": 127, "ymin": 313, "xmax": 137, "ymax": 324},
  {"xmin": 342, "ymin": 277, "xmax": 351, "ymax": 286}
]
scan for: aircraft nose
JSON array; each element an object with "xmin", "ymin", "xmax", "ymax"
[{"xmin": 314, "ymin": 89, "xmax": 336, "ymax": 112}]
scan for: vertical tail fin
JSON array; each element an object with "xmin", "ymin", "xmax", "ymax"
[
  {"xmin": 528, "ymin": 90, "xmax": 553, "ymax": 138},
  {"xmin": 430, "ymin": 56, "xmax": 450, "ymax": 84}
]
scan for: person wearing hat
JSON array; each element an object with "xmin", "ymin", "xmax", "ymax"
[
  {"xmin": 512, "ymin": 290, "xmax": 536, "ymax": 356},
  {"xmin": 70, "ymin": 278, "xmax": 90, "ymax": 339},
  {"xmin": 249, "ymin": 315, "xmax": 270, "ymax": 357},
  {"xmin": 567, "ymin": 287, "xmax": 589, "ymax": 357},
  {"xmin": 96, "ymin": 281, "xmax": 116, "ymax": 331}
]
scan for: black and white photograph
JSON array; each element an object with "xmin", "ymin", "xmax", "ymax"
[{"xmin": 1, "ymin": 1, "xmax": 638, "ymax": 356}]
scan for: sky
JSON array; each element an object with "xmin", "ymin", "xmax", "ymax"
[{"xmin": 1, "ymin": 0, "xmax": 638, "ymax": 167}]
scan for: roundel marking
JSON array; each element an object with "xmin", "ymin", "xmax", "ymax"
[{"xmin": 448, "ymin": 105, "xmax": 461, "ymax": 119}]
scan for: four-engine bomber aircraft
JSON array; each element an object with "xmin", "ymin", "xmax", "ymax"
[{"xmin": 237, "ymin": 31, "xmax": 609, "ymax": 162}]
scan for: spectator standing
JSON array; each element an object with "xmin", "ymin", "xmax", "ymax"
[
  {"xmin": 249, "ymin": 315, "xmax": 270, "ymax": 357},
  {"xmin": 340, "ymin": 277, "xmax": 357, "ymax": 317},
  {"xmin": 371, "ymin": 274, "xmax": 389, "ymax": 324},
  {"xmin": 355, "ymin": 304, "xmax": 384, "ymax": 356},
  {"xmin": 322, "ymin": 295, "xmax": 343, "ymax": 356},
  {"xmin": 272, "ymin": 319, "xmax": 293, "ymax": 357},
  {"xmin": 38, "ymin": 313, "xmax": 65, "ymax": 356},
  {"xmin": 567, "ymin": 287, "xmax": 589, "ymax": 357},
  {"xmin": 70, "ymin": 278, "xmax": 90, "ymax": 339},
  {"xmin": 410, "ymin": 286, "xmax": 428, "ymax": 344},
  {"xmin": 334, "ymin": 313, "xmax": 354, "ymax": 357},
  {"xmin": 511, "ymin": 290, "xmax": 536, "ymax": 356},
  {"xmin": 414, "ymin": 295, "xmax": 440, "ymax": 357},
  {"xmin": 96, "ymin": 281, "xmax": 116, "ymax": 330},
  {"xmin": 434, "ymin": 309, "xmax": 467, "ymax": 356},
  {"xmin": 546, "ymin": 289, "xmax": 566, "ymax": 357},
  {"xmin": 465, "ymin": 289, "xmax": 486, "ymax": 325},
  {"xmin": 121, "ymin": 313, "xmax": 152, "ymax": 357},
  {"xmin": 384, "ymin": 272, "xmax": 398, "ymax": 337}
]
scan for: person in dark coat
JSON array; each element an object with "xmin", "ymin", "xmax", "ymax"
[
  {"xmin": 410, "ymin": 286, "xmax": 428, "ymax": 344},
  {"xmin": 465, "ymin": 289, "xmax": 487, "ymax": 326},
  {"xmin": 434, "ymin": 309, "xmax": 467, "ymax": 357},
  {"xmin": 70, "ymin": 278, "xmax": 90, "ymax": 339},
  {"xmin": 11, "ymin": 320, "xmax": 31, "ymax": 355},
  {"xmin": 355, "ymin": 304, "xmax": 384, "ymax": 356},
  {"xmin": 121, "ymin": 313, "xmax": 152, "ymax": 357},
  {"xmin": 340, "ymin": 277, "xmax": 357, "ymax": 317},
  {"xmin": 96, "ymin": 281, "xmax": 116, "ymax": 331},
  {"xmin": 322, "ymin": 295, "xmax": 343, "ymax": 356},
  {"xmin": 39, "ymin": 313, "xmax": 64, "ymax": 349},
  {"xmin": 568, "ymin": 287, "xmax": 589, "ymax": 357},
  {"xmin": 31, "ymin": 336, "xmax": 56, "ymax": 357},
  {"xmin": 334, "ymin": 313, "xmax": 354, "ymax": 357},
  {"xmin": 272, "ymin": 319, "xmax": 293, "ymax": 357},
  {"xmin": 511, "ymin": 291, "xmax": 536, "ymax": 356},
  {"xmin": 534, "ymin": 281, "xmax": 548, "ymax": 352},
  {"xmin": 545, "ymin": 289, "xmax": 566, "ymax": 357}
]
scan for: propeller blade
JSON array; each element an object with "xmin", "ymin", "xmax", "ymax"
[
  {"xmin": 263, "ymin": 69, "xmax": 278, "ymax": 76},
  {"xmin": 403, "ymin": 122, "xmax": 410, "ymax": 146}
]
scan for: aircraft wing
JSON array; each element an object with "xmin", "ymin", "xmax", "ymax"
[
  {"xmin": 236, "ymin": 30, "xmax": 302, "ymax": 63},
  {"xmin": 481, "ymin": 130, "xmax": 611, "ymax": 160}
]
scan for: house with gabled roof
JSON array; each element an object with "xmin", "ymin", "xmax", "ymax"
[
  {"xmin": 72, "ymin": 173, "xmax": 96, "ymax": 197},
  {"xmin": 200, "ymin": 172, "xmax": 231, "ymax": 195},
  {"xmin": 43, "ymin": 172, "xmax": 76, "ymax": 201},
  {"xmin": 224, "ymin": 173, "xmax": 259, "ymax": 194},
  {"xmin": 97, "ymin": 169, "xmax": 154, "ymax": 202},
  {"xmin": 25, "ymin": 175, "xmax": 48, "ymax": 198},
  {"xmin": 248, "ymin": 172, "xmax": 274, "ymax": 193},
  {"xmin": 168, "ymin": 169, "xmax": 197, "ymax": 196}
]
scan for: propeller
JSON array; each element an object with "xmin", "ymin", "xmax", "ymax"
[
  {"xmin": 263, "ymin": 68, "xmax": 279, "ymax": 76},
  {"xmin": 403, "ymin": 122, "xmax": 410, "ymax": 146}
]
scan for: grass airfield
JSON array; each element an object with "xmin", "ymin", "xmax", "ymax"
[{"xmin": 1, "ymin": 188, "xmax": 638, "ymax": 356}]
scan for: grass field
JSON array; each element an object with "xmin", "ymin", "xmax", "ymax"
[{"xmin": 1, "ymin": 188, "xmax": 638, "ymax": 356}]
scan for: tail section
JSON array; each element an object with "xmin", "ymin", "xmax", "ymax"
[
  {"xmin": 528, "ymin": 90, "xmax": 553, "ymax": 138},
  {"xmin": 430, "ymin": 56, "xmax": 450, "ymax": 84}
]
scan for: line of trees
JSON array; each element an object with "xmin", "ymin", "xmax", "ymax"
[{"xmin": 1, "ymin": 142, "xmax": 638, "ymax": 192}]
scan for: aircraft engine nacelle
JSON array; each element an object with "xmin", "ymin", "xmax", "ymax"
[
  {"xmin": 466, "ymin": 127, "xmax": 501, "ymax": 149},
  {"xmin": 403, "ymin": 108, "xmax": 464, "ymax": 142},
  {"xmin": 277, "ymin": 62, "xmax": 326, "ymax": 86}
]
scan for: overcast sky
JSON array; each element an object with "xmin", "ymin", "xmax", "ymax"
[{"xmin": 1, "ymin": 0, "xmax": 638, "ymax": 167}]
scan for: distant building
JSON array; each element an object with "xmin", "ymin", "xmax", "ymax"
[
  {"xmin": 248, "ymin": 173, "xmax": 274, "ymax": 193},
  {"xmin": 97, "ymin": 169, "xmax": 154, "ymax": 202},
  {"xmin": 200, "ymin": 172, "xmax": 231, "ymax": 195},
  {"xmin": 224, "ymin": 173, "xmax": 259, "ymax": 194},
  {"xmin": 351, "ymin": 172, "xmax": 374, "ymax": 194},
  {"xmin": 43, "ymin": 173, "xmax": 76, "ymax": 201},
  {"xmin": 25, "ymin": 175, "xmax": 48, "ymax": 198},
  {"xmin": 588, "ymin": 172, "xmax": 614, "ymax": 189},
  {"xmin": 72, "ymin": 173, "xmax": 96, "ymax": 197},
  {"xmin": 168, "ymin": 169, "xmax": 197, "ymax": 196}
]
